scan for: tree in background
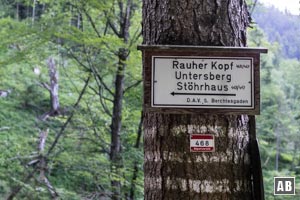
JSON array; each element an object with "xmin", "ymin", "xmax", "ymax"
[
  {"xmin": 248, "ymin": 19, "xmax": 300, "ymax": 199},
  {"xmin": 0, "ymin": 0, "xmax": 143, "ymax": 199}
]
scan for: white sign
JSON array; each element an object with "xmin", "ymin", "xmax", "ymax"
[
  {"xmin": 152, "ymin": 56, "xmax": 254, "ymax": 109},
  {"xmin": 190, "ymin": 134, "xmax": 215, "ymax": 152}
]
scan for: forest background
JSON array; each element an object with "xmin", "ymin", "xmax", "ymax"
[{"xmin": 0, "ymin": 0, "xmax": 300, "ymax": 199}]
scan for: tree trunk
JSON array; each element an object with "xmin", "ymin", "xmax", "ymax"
[
  {"xmin": 38, "ymin": 129, "xmax": 59, "ymax": 199},
  {"xmin": 32, "ymin": 0, "xmax": 37, "ymax": 24},
  {"xmin": 39, "ymin": 57, "xmax": 61, "ymax": 121},
  {"xmin": 142, "ymin": 0, "xmax": 253, "ymax": 199},
  {"xmin": 47, "ymin": 57, "xmax": 60, "ymax": 114},
  {"xmin": 110, "ymin": 48, "xmax": 127, "ymax": 200},
  {"xmin": 275, "ymin": 125, "xmax": 280, "ymax": 171},
  {"xmin": 291, "ymin": 141, "xmax": 298, "ymax": 171},
  {"xmin": 70, "ymin": 5, "xmax": 83, "ymax": 31},
  {"xmin": 15, "ymin": 3, "xmax": 19, "ymax": 20},
  {"xmin": 110, "ymin": 1, "xmax": 132, "ymax": 199}
]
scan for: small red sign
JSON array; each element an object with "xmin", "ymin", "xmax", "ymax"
[{"xmin": 190, "ymin": 134, "xmax": 215, "ymax": 152}]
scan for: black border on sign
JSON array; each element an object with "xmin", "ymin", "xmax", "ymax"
[{"xmin": 151, "ymin": 56, "xmax": 254, "ymax": 109}]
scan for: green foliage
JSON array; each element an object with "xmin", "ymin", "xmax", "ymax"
[
  {"xmin": 263, "ymin": 170, "xmax": 300, "ymax": 199},
  {"xmin": 0, "ymin": 0, "xmax": 143, "ymax": 199},
  {"xmin": 249, "ymin": 8, "xmax": 300, "ymax": 198}
]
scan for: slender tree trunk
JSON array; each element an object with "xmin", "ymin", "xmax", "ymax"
[
  {"xmin": 6, "ymin": 169, "xmax": 37, "ymax": 200},
  {"xmin": 275, "ymin": 125, "xmax": 280, "ymax": 171},
  {"xmin": 291, "ymin": 141, "xmax": 298, "ymax": 171},
  {"xmin": 15, "ymin": 3, "xmax": 19, "ymax": 20},
  {"xmin": 275, "ymin": 104, "xmax": 283, "ymax": 171},
  {"xmin": 47, "ymin": 57, "xmax": 60, "ymax": 114},
  {"xmin": 110, "ymin": 1, "xmax": 132, "ymax": 199},
  {"xmin": 70, "ymin": 6, "xmax": 83, "ymax": 31},
  {"xmin": 32, "ymin": 0, "xmax": 36, "ymax": 24},
  {"xmin": 38, "ymin": 130, "xmax": 59, "ymax": 199},
  {"xmin": 110, "ymin": 48, "xmax": 127, "ymax": 200},
  {"xmin": 142, "ymin": 0, "xmax": 253, "ymax": 199}
]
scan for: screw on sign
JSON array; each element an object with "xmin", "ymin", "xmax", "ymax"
[{"xmin": 190, "ymin": 134, "xmax": 215, "ymax": 152}]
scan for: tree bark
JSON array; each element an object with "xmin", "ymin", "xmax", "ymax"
[
  {"xmin": 38, "ymin": 129, "xmax": 59, "ymax": 199},
  {"xmin": 109, "ymin": 1, "xmax": 133, "ymax": 199},
  {"xmin": 275, "ymin": 125, "xmax": 280, "ymax": 171},
  {"xmin": 15, "ymin": 3, "xmax": 19, "ymax": 20},
  {"xmin": 142, "ymin": 0, "xmax": 248, "ymax": 46},
  {"xmin": 32, "ymin": 0, "xmax": 37, "ymax": 24},
  {"xmin": 110, "ymin": 48, "xmax": 127, "ymax": 200},
  {"xmin": 142, "ymin": 0, "xmax": 252, "ymax": 199},
  {"xmin": 39, "ymin": 57, "xmax": 60, "ymax": 120},
  {"xmin": 47, "ymin": 57, "xmax": 60, "ymax": 115}
]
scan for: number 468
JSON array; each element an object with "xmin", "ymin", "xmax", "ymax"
[{"xmin": 195, "ymin": 140, "xmax": 209, "ymax": 146}]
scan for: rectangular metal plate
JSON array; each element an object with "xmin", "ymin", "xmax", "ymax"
[
  {"xmin": 190, "ymin": 134, "xmax": 215, "ymax": 152},
  {"xmin": 152, "ymin": 56, "xmax": 254, "ymax": 109}
]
